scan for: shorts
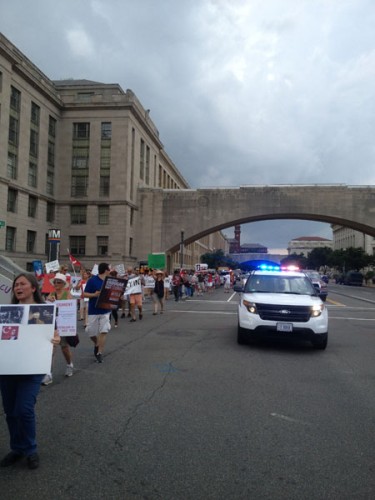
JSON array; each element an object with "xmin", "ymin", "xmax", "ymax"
[
  {"xmin": 129, "ymin": 293, "xmax": 143, "ymax": 306},
  {"xmin": 86, "ymin": 313, "xmax": 111, "ymax": 337},
  {"xmin": 59, "ymin": 336, "xmax": 69, "ymax": 347}
]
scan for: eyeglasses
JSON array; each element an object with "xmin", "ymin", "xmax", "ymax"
[{"xmin": 54, "ymin": 280, "xmax": 64, "ymax": 284}]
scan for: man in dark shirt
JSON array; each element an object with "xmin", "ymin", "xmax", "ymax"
[{"xmin": 84, "ymin": 263, "xmax": 111, "ymax": 363}]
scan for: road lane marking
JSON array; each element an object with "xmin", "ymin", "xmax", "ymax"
[
  {"xmin": 326, "ymin": 298, "xmax": 345, "ymax": 306},
  {"xmin": 270, "ymin": 413, "xmax": 309, "ymax": 425}
]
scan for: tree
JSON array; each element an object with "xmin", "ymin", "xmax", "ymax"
[
  {"xmin": 329, "ymin": 247, "xmax": 372, "ymax": 272},
  {"xmin": 306, "ymin": 247, "xmax": 333, "ymax": 270}
]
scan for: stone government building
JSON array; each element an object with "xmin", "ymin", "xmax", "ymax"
[{"xmin": 0, "ymin": 33, "xmax": 227, "ymax": 272}]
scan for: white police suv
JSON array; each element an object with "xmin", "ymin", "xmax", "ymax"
[{"xmin": 234, "ymin": 266, "xmax": 328, "ymax": 349}]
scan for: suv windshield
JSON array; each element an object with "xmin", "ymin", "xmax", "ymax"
[{"xmin": 245, "ymin": 274, "xmax": 316, "ymax": 295}]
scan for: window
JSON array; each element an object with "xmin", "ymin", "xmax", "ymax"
[
  {"xmin": 7, "ymin": 152, "xmax": 17, "ymax": 179},
  {"xmin": 101, "ymin": 122, "xmax": 112, "ymax": 139},
  {"xmin": 28, "ymin": 161, "xmax": 37, "ymax": 187},
  {"xmin": 46, "ymin": 202, "xmax": 55, "ymax": 222},
  {"xmin": 100, "ymin": 147, "xmax": 111, "ymax": 168},
  {"xmin": 71, "ymin": 205, "xmax": 87, "ymax": 224},
  {"xmin": 46, "ymin": 170, "xmax": 54, "ymax": 195},
  {"xmin": 29, "ymin": 129, "xmax": 39, "ymax": 157},
  {"xmin": 130, "ymin": 207, "xmax": 134, "ymax": 226},
  {"xmin": 5, "ymin": 226, "xmax": 16, "ymax": 251},
  {"xmin": 71, "ymin": 175, "xmax": 88, "ymax": 197},
  {"xmin": 27, "ymin": 230, "xmax": 36, "ymax": 253},
  {"xmin": 31, "ymin": 102, "xmax": 40, "ymax": 125},
  {"xmin": 73, "ymin": 122, "xmax": 90, "ymax": 139},
  {"xmin": 69, "ymin": 236, "xmax": 86, "ymax": 256},
  {"xmin": 7, "ymin": 188, "xmax": 17, "ymax": 212},
  {"xmin": 28, "ymin": 196, "xmax": 38, "ymax": 218},
  {"xmin": 77, "ymin": 92, "xmax": 94, "ymax": 102},
  {"xmin": 97, "ymin": 236, "xmax": 108, "ymax": 256},
  {"xmin": 10, "ymin": 86, "xmax": 21, "ymax": 112},
  {"xmin": 129, "ymin": 237, "xmax": 133, "ymax": 256},
  {"xmin": 140, "ymin": 139, "xmax": 145, "ymax": 180},
  {"xmin": 145, "ymin": 146, "xmax": 150, "ymax": 184},
  {"xmin": 8, "ymin": 116, "xmax": 19, "ymax": 146},
  {"xmin": 49, "ymin": 116, "xmax": 56, "ymax": 137},
  {"xmin": 99, "ymin": 176, "xmax": 110, "ymax": 196},
  {"xmin": 72, "ymin": 146, "xmax": 89, "ymax": 168},
  {"xmin": 48, "ymin": 140, "xmax": 55, "ymax": 166},
  {"xmin": 98, "ymin": 205, "xmax": 109, "ymax": 224}
]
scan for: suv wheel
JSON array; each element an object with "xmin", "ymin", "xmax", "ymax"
[{"xmin": 311, "ymin": 333, "xmax": 328, "ymax": 350}]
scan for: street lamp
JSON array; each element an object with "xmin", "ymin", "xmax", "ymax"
[{"xmin": 180, "ymin": 230, "xmax": 185, "ymax": 271}]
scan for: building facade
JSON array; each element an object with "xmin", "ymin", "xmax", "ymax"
[
  {"xmin": 0, "ymin": 33, "xmax": 227, "ymax": 272},
  {"xmin": 287, "ymin": 236, "xmax": 333, "ymax": 256},
  {"xmin": 331, "ymin": 225, "xmax": 375, "ymax": 255}
]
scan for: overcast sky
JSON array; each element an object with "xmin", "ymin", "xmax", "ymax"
[{"xmin": 2, "ymin": 0, "xmax": 374, "ymax": 251}]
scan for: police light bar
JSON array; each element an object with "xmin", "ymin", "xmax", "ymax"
[
  {"xmin": 258, "ymin": 264, "xmax": 281, "ymax": 271},
  {"xmin": 280, "ymin": 265, "xmax": 300, "ymax": 271}
]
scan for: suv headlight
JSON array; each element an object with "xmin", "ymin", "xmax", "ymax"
[
  {"xmin": 243, "ymin": 300, "xmax": 257, "ymax": 314},
  {"xmin": 311, "ymin": 303, "xmax": 324, "ymax": 317}
]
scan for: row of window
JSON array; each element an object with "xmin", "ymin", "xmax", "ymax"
[{"xmin": 5, "ymin": 228, "xmax": 125, "ymax": 256}]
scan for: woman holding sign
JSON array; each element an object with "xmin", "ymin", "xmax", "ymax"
[{"xmin": 0, "ymin": 273, "xmax": 60, "ymax": 470}]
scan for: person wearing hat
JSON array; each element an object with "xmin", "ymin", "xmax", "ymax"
[
  {"xmin": 152, "ymin": 270, "xmax": 165, "ymax": 315},
  {"xmin": 43, "ymin": 273, "xmax": 75, "ymax": 384}
]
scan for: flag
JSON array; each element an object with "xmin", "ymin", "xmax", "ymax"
[{"xmin": 69, "ymin": 253, "xmax": 81, "ymax": 267}]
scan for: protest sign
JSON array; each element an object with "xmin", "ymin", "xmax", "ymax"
[
  {"xmin": 0, "ymin": 304, "xmax": 56, "ymax": 375},
  {"xmin": 95, "ymin": 276, "xmax": 127, "ymax": 310},
  {"xmin": 54, "ymin": 299, "xmax": 77, "ymax": 336},
  {"xmin": 0, "ymin": 274, "xmax": 12, "ymax": 304},
  {"xmin": 45, "ymin": 260, "xmax": 60, "ymax": 273},
  {"xmin": 124, "ymin": 276, "xmax": 142, "ymax": 296},
  {"xmin": 115, "ymin": 263, "xmax": 125, "ymax": 276},
  {"xmin": 148, "ymin": 253, "xmax": 166, "ymax": 269}
]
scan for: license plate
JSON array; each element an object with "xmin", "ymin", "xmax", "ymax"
[{"xmin": 277, "ymin": 322, "xmax": 293, "ymax": 332}]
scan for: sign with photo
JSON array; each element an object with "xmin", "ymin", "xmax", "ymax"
[
  {"xmin": 95, "ymin": 276, "xmax": 128, "ymax": 310},
  {"xmin": 0, "ymin": 304, "xmax": 56, "ymax": 375},
  {"xmin": 45, "ymin": 260, "xmax": 60, "ymax": 273}
]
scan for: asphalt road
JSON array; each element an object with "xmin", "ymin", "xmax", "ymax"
[{"xmin": 1, "ymin": 285, "xmax": 375, "ymax": 499}]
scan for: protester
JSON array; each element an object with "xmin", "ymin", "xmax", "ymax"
[
  {"xmin": 84, "ymin": 263, "xmax": 111, "ymax": 363},
  {"xmin": 0, "ymin": 273, "xmax": 60, "ymax": 470},
  {"xmin": 172, "ymin": 270, "xmax": 182, "ymax": 302},
  {"xmin": 45, "ymin": 273, "xmax": 75, "ymax": 382},
  {"xmin": 153, "ymin": 270, "xmax": 165, "ymax": 314},
  {"xmin": 109, "ymin": 270, "xmax": 119, "ymax": 328},
  {"xmin": 126, "ymin": 268, "xmax": 143, "ymax": 322}
]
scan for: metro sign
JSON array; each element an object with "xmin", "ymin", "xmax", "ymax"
[{"xmin": 48, "ymin": 229, "xmax": 61, "ymax": 242}]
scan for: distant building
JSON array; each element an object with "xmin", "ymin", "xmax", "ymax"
[
  {"xmin": 287, "ymin": 236, "xmax": 333, "ymax": 256},
  {"xmin": 331, "ymin": 225, "xmax": 375, "ymax": 255},
  {"xmin": 228, "ymin": 225, "xmax": 268, "ymax": 254}
]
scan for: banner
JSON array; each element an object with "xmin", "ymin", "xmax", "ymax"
[
  {"xmin": 95, "ymin": 276, "xmax": 128, "ymax": 310},
  {"xmin": 69, "ymin": 253, "xmax": 82, "ymax": 267},
  {"xmin": 32, "ymin": 260, "xmax": 44, "ymax": 278},
  {"xmin": 0, "ymin": 304, "xmax": 56, "ymax": 375}
]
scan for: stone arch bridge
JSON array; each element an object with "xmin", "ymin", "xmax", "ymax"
[{"xmin": 137, "ymin": 184, "xmax": 375, "ymax": 261}]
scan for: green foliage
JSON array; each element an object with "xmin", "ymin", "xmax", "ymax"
[
  {"xmin": 200, "ymin": 249, "xmax": 238, "ymax": 269},
  {"xmin": 306, "ymin": 247, "xmax": 333, "ymax": 270},
  {"xmin": 329, "ymin": 247, "xmax": 372, "ymax": 272}
]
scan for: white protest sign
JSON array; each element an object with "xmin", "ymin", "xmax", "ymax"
[
  {"xmin": 54, "ymin": 299, "xmax": 77, "ymax": 336},
  {"xmin": 115, "ymin": 264, "xmax": 125, "ymax": 276},
  {"xmin": 91, "ymin": 264, "xmax": 99, "ymax": 276},
  {"xmin": 124, "ymin": 276, "xmax": 142, "ymax": 296},
  {"xmin": 45, "ymin": 260, "xmax": 60, "ymax": 273},
  {"xmin": 0, "ymin": 274, "xmax": 12, "ymax": 304},
  {"xmin": 0, "ymin": 304, "xmax": 56, "ymax": 375}
]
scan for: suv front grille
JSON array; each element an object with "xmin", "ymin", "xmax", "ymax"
[{"xmin": 256, "ymin": 303, "xmax": 311, "ymax": 322}]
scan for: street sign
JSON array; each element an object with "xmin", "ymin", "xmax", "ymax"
[{"xmin": 0, "ymin": 220, "xmax": 5, "ymax": 228}]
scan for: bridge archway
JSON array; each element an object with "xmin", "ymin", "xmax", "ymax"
[{"xmin": 137, "ymin": 185, "xmax": 375, "ymax": 258}]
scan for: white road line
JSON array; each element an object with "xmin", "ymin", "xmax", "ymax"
[{"xmin": 270, "ymin": 413, "xmax": 309, "ymax": 425}]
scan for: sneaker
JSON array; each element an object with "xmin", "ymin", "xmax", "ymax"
[
  {"xmin": 114, "ymin": 323, "xmax": 118, "ymax": 328},
  {"xmin": 139, "ymin": 313, "xmax": 143, "ymax": 320},
  {"xmin": 94, "ymin": 345, "xmax": 99, "ymax": 357},
  {"xmin": 41, "ymin": 374, "xmax": 53, "ymax": 386},
  {"xmin": 130, "ymin": 318, "xmax": 136, "ymax": 322},
  {"xmin": 27, "ymin": 453, "xmax": 39, "ymax": 470},
  {"xmin": 0, "ymin": 451, "xmax": 23, "ymax": 467},
  {"xmin": 95, "ymin": 353, "xmax": 103, "ymax": 363},
  {"xmin": 65, "ymin": 364, "xmax": 74, "ymax": 377}
]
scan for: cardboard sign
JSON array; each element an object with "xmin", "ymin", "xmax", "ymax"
[
  {"xmin": 0, "ymin": 304, "xmax": 56, "ymax": 375},
  {"xmin": 124, "ymin": 276, "xmax": 142, "ymax": 296},
  {"xmin": 95, "ymin": 276, "xmax": 128, "ymax": 310},
  {"xmin": 0, "ymin": 274, "xmax": 12, "ymax": 304},
  {"xmin": 45, "ymin": 260, "xmax": 60, "ymax": 273},
  {"xmin": 54, "ymin": 299, "xmax": 77, "ymax": 336}
]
